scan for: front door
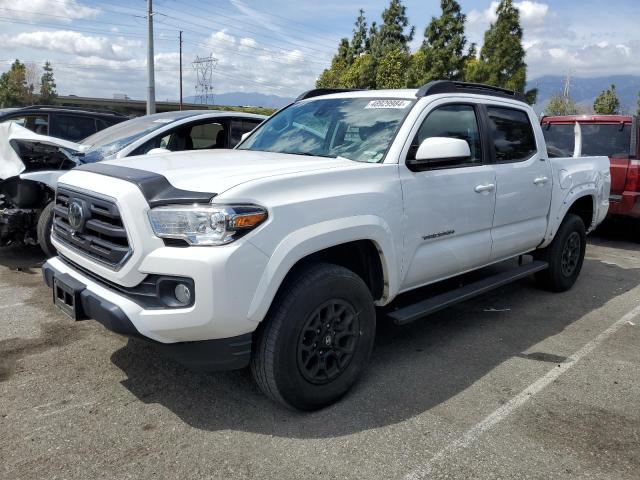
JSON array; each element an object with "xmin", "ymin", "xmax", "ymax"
[
  {"xmin": 399, "ymin": 102, "xmax": 496, "ymax": 291},
  {"xmin": 483, "ymin": 105, "xmax": 553, "ymax": 260}
]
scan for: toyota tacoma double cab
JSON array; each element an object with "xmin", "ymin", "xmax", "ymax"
[{"xmin": 42, "ymin": 81, "xmax": 611, "ymax": 410}]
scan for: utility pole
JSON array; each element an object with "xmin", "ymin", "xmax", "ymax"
[
  {"xmin": 179, "ymin": 30, "xmax": 183, "ymax": 111},
  {"xmin": 146, "ymin": 0, "xmax": 156, "ymax": 114}
]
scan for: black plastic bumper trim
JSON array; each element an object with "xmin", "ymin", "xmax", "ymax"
[
  {"xmin": 75, "ymin": 163, "xmax": 216, "ymax": 207},
  {"xmin": 42, "ymin": 260, "xmax": 251, "ymax": 371}
]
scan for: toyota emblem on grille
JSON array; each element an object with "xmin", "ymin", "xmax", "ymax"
[{"xmin": 68, "ymin": 201, "xmax": 84, "ymax": 231}]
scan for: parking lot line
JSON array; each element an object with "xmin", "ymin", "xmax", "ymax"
[{"xmin": 404, "ymin": 301, "xmax": 640, "ymax": 480}]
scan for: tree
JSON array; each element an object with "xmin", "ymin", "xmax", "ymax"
[
  {"xmin": 316, "ymin": 38, "xmax": 352, "ymax": 88},
  {"xmin": 40, "ymin": 61, "xmax": 57, "ymax": 104},
  {"xmin": 593, "ymin": 84, "xmax": 620, "ymax": 114},
  {"xmin": 351, "ymin": 9, "xmax": 369, "ymax": 58},
  {"xmin": 545, "ymin": 93, "xmax": 581, "ymax": 116},
  {"xmin": 372, "ymin": 0, "xmax": 414, "ymax": 55},
  {"xmin": 0, "ymin": 59, "xmax": 28, "ymax": 107},
  {"xmin": 465, "ymin": 0, "xmax": 526, "ymax": 92},
  {"xmin": 376, "ymin": 48, "xmax": 410, "ymax": 88},
  {"xmin": 416, "ymin": 0, "xmax": 469, "ymax": 85}
]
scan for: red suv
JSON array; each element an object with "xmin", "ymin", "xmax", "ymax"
[{"xmin": 541, "ymin": 115, "xmax": 639, "ymax": 219}]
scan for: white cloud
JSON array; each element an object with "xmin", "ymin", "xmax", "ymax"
[
  {"xmin": 468, "ymin": 1, "xmax": 549, "ymax": 28},
  {"xmin": 0, "ymin": 0, "xmax": 98, "ymax": 22},
  {"xmin": 2, "ymin": 31, "xmax": 141, "ymax": 60}
]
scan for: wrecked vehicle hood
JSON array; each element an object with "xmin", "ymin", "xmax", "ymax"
[{"xmin": 0, "ymin": 122, "xmax": 82, "ymax": 180}]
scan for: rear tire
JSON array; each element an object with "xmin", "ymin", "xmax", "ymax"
[
  {"xmin": 534, "ymin": 214, "xmax": 586, "ymax": 292},
  {"xmin": 250, "ymin": 263, "xmax": 376, "ymax": 411},
  {"xmin": 37, "ymin": 201, "xmax": 56, "ymax": 258}
]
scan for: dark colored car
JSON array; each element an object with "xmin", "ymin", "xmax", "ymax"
[
  {"xmin": 0, "ymin": 105, "xmax": 127, "ymax": 142},
  {"xmin": 541, "ymin": 115, "xmax": 639, "ymax": 220}
]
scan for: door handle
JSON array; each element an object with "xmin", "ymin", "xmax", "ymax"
[
  {"xmin": 533, "ymin": 176, "xmax": 549, "ymax": 185},
  {"xmin": 474, "ymin": 183, "xmax": 495, "ymax": 193}
]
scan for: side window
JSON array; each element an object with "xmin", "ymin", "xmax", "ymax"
[
  {"xmin": 409, "ymin": 104, "xmax": 482, "ymax": 166},
  {"xmin": 2, "ymin": 114, "xmax": 49, "ymax": 135},
  {"xmin": 190, "ymin": 122, "xmax": 224, "ymax": 149},
  {"xmin": 486, "ymin": 107, "xmax": 537, "ymax": 162},
  {"xmin": 54, "ymin": 115, "xmax": 97, "ymax": 141},
  {"xmin": 230, "ymin": 119, "xmax": 261, "ymax": 147}
]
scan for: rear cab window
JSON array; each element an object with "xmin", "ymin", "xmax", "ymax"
[{"xmin": 542, "ymin": 122, "xmax": 631, "ymax": 158}]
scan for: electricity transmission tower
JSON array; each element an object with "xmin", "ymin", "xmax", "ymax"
[{"xmin": 192, "ymin": 55, "xmax": 218, "ymax": 105}]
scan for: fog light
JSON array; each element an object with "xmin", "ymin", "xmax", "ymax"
[{"xmin": 174, "ymin": 283, "xmax": 191, "ymax": 305}]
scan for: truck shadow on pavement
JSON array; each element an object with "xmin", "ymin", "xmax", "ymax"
[{"xmin": 109, "ymin": 255, "xmax": 640, "ymax": 439}]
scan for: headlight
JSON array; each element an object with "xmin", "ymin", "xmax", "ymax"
[{"xmin": 147, "ymin": 204, "xmax": 267, "ymax": 245}]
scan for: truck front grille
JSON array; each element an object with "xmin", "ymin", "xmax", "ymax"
[{"xmin": 52, "ymin": 187, "xmax": 132, "ymax": 269}]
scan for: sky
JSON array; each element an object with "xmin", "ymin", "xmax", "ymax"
[{"xmin": 0, "ymin": 0, "xmax": 638, "ymax": 101}]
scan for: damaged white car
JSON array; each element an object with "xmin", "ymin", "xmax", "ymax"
[{"xmin": 0, "ymin": 111, "xmax": 265, "ymax": 256}]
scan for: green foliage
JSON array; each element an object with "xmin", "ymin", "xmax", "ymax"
[
  {"xmin": 417, "ymin": 0, "xmax": 469, "ymax": 84},
  {"xmin": 593, "ymin": 84, "xmax": 620, "ymax": 114},
  {"xmin": 0, "ymin": 59, "xmax": 27, "ymax": 107},
  {"xmin": 316, "ymin": 1, "xmax": 414, "ymax": 90},
  {"xmin": 545, "ymin": 94, "xmax": 581, "ymax": 116},
  {"xmin": 351, "ymin": 9, "xmax": 369, "ymax": 57},
  {"xmin": 376, "ymin": 48, "xmax": 410, "ymax": 89},
  {"xmin": 465, "ymin": 0, "xmax": 526, "ymax": 92},
  {"xmin": 371, "ymin": 0, "xmax": 415, "ymax": 56},
  {"xmin": 40, "ymin": 61, "xmax": 57, "ymax": 104}
]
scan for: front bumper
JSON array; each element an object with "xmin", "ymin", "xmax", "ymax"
[{"xmin": 42, "ymin": 259, "xmax": 252, "ymax": 371}]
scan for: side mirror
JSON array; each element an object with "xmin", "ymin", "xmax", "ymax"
[
  {"xmin": 146, "ymin": 147, "xmax": 170, "ymax": 155},
  {"xmin": 408, "ymin": 137, "xmax": 471, "ymax": 171},
  {"xmin": 240, "ymin": 131, "xmax": 252, "ymax": 143}
]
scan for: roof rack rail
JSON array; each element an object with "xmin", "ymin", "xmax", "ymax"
[
  {"xmin": 295, "ymin": 88, "xmax": 364, "ymax": 102},
  {"xmin": 18, "ymin": 105, "xmax": 124, "ymax": 116},
  {"xmin": 416, "ymin": 80, "xmax": 526, "ymax": 102}
]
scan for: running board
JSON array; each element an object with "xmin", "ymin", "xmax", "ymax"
[{"xmin": 388, "ymin": 260, "xmax": 549, "ymax": 326}]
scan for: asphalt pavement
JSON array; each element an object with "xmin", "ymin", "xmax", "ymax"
[{"xmin": 0, "ymin": 224, "xmax": 638, "ymax": 480}]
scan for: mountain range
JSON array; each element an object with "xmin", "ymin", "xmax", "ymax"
[
  {"xmin": 187, "ymin": 76, "xmax": 640, "ymax": 114},
  {"xmin": 527, "ymin": 75, "xmax": 640, "ymax": 113}
]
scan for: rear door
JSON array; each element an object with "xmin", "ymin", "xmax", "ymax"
[
  {"xmin": 484, "ymin": 104, "xmax": 553, "ymax": 260},
  {"xmin": 399, "ymin": 100, "xmax": 496, "ymax": 290}
]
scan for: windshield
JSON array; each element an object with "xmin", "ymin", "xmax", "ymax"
[
  {"xmin": 237, "ymin": 97, "xmax": 414, "ymax": 163},
  {"xmin": 79, "ymin": 112, "xmax": 194, "ymax": 163},
  {"xmin": 543, "ymin": 123, "xmax": 631, "ymax": 158}
]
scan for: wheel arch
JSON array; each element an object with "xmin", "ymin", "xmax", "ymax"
[
  {"xmin": 246, "ymin": 216, "xmax": 398, "ymax": 323},
  {"xmin": 541, "ymin": 192, "xmax": 597, "ymax": 248}
]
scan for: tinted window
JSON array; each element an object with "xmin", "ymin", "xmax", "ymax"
[
  {"xmin": 230, "ymin": 119, "xmax": 261, "ymax": 147},
  {"xmin": 542, "ymin": 123, "xmax": 574, "ymax": 158},
  {"xmin": 581, "ymin": 124, "xmax": 631, "ymax": 157},
  {"xmin": 2, "ymin": 114, "xmax": 49, "ymax": 135},
  {"xmin": 410, "ymin": 104, "xmax": 482, "ymax": 166},
  {"xmin": 487, "ymin": 107, "xmax": 537, "ymax": 162},
  {"xmin": 54, "ymin": 114, "xmax": 97, "ymax": 141}
]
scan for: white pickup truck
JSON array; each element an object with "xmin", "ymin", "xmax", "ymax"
[{"xmin": 42, "ymin": 82, "xmax": 610, "ymax": 410}]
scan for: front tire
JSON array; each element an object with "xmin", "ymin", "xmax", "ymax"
[
  {"xmin": 250, "ymin": 263, "xmax": 376, "ymax": 411},
  {"xmin": 37, "ymin": 201, "xmax": 56, "ymax": 258},
  {"xmin": 534, "ymin": 214, "xmax": 586, "ymax": 292}
]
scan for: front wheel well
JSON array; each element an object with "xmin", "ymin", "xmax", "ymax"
[
  {"xmin": 283, "ymin": 240, "xmax": 385, "ymax": 302},
  {"xmin": 566, "ymin": 195, "xmax": 594, "ymax": 230}
]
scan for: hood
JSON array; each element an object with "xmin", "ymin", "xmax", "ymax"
[
  {"xmin": 0, "ymin": 122, "xmax": 82, "ymax": 180},
  {"xmin": 101, "ymin": 149, "xmax": 364, "ymax": 194}
]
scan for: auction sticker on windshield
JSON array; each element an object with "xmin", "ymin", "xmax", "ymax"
[{"xmin": 365, "ymin": 99, "xmax": 412, "ymax": 109}]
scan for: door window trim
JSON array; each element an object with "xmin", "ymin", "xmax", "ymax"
[{"xmin": 404, "ymin": 101, "xmax": 489, "ymax": 171}]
